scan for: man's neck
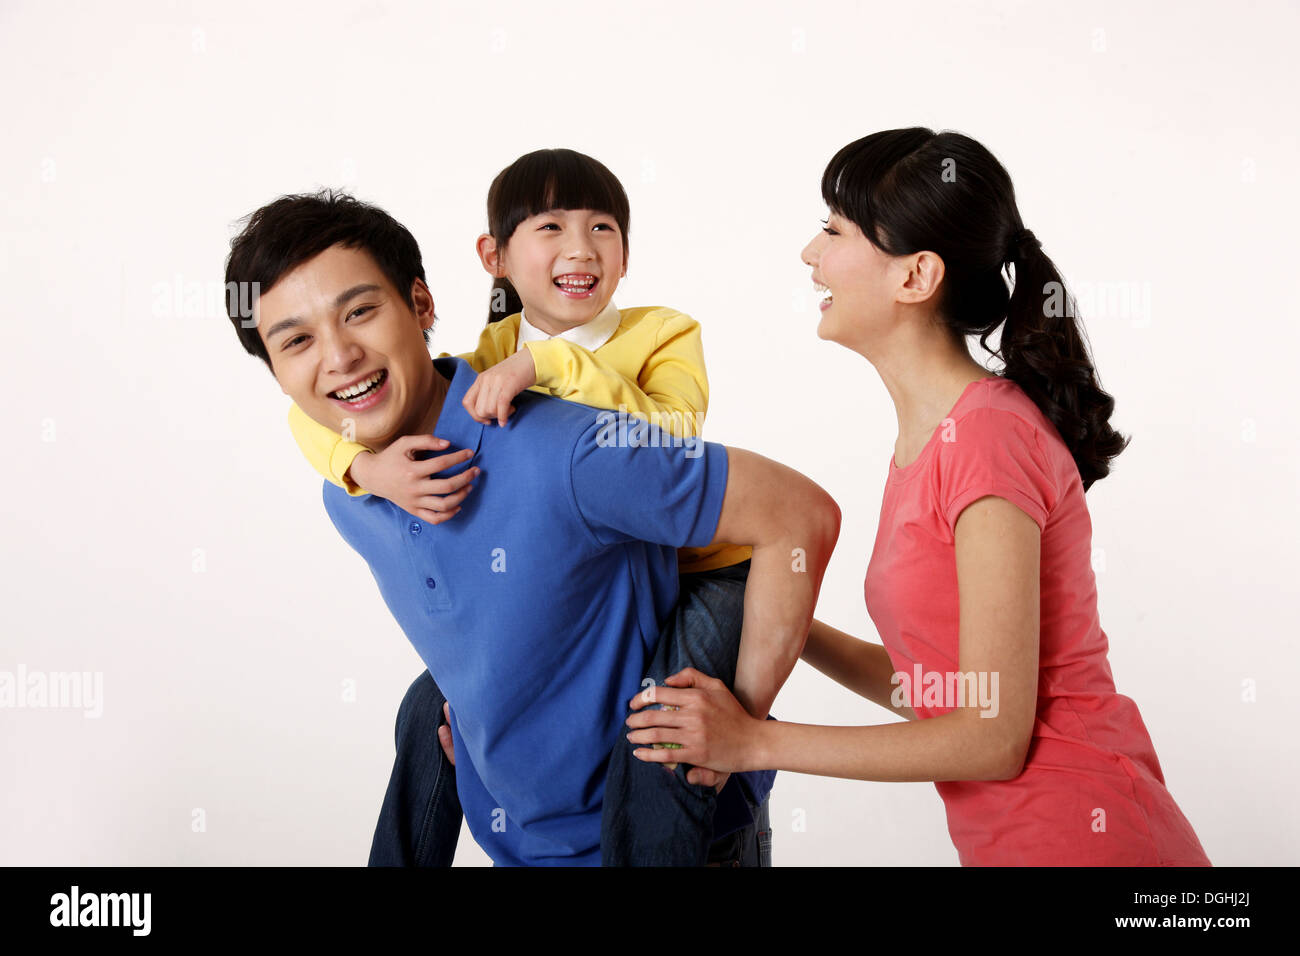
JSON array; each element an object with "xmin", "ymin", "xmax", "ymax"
[
  {"xmin": 413, "ymin": 362, "xmax": 451, "ymax": 440},
  {"xmin": 373, "ymin": 361, "xmax": 450, "ymax": 453}
]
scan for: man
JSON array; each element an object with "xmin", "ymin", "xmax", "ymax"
[{"xmin": 224, "ymin": 191, "xmax": 840, "ymax": 865}]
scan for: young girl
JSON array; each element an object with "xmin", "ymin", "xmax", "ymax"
[
  {"xmin": 625, "ymin": 128, "xmax": 1211, "ymax": 866},
  {"xmin": 287, "ymin": 148, "xmax": 777, "ymax": 866}
]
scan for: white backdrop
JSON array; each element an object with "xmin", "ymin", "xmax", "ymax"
[{"xmin": 2, "ymin": 0, "xmax": 1296, "ymax": 866}]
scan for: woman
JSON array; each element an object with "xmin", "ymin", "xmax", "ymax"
[{"xmin": 626, "ymin": 128, "xmax": 1210, "ymax": 866}]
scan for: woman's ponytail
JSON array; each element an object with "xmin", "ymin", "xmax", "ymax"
[{"xmin": 994, "ymin": 231, "xmax": 1129, "ymax": 490}]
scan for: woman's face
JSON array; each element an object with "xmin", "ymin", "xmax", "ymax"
[{"xmin": 801, "ymin": 209, "xmax": 902, "ymax": 351}]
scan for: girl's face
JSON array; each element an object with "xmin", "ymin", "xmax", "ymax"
[
  {"xmin": 801, "ymin": 209, "xmax": 904, "ymax": 352},
  {"xmin": 494, "ymin": 207, "xmax": 626, "ymax": 335}
]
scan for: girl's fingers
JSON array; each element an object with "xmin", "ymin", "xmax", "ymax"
[
  {"xmin": 398, "ymin": 434, "xmax": 452, "ymax": 453},
  {"xmin": 420, "ymin": 467, "xmax": 478, "ymax": 496},
  {"xmin": 420, "ymin": 485, "xmax": 473, "ymax": 512},
  {"xmin": 423, "ymin": 448, "xmax": 475, "ymax": 471}
]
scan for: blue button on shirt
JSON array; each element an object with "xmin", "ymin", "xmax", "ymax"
[{"xmin": 323, "ymin": 357, "xmax": 771, "ymax": 865}]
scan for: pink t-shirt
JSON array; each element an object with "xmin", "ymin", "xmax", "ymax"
[{"xmin": 864, "ymin": 376, "xmax": 1210, "ymax": 866}]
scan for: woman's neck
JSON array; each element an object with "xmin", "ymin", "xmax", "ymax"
[{"xmin": 861, "ymin": 315, "xmax": 993, "ymax": 459}]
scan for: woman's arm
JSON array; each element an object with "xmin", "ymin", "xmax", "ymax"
[
  {"xmin": 628, "ymin": 495, "xmax": 1041, "ymax": 783},
  {"xmin": 801, "ymin": 619, "xmax": 918, "ymax": 721}
]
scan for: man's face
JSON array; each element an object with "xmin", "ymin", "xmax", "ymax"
[{"xmin": 256, "ymin": 244, "xmax": 436, "ymax": 451}]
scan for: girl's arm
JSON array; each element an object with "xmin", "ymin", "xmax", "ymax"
[
  {"xmin": 522, "ymin": 311, "xmax": 707, "ymax": 436},
  {"xmin": 286, "ymin": 344, "xmax": 493, "ymax": 517},
  {"xmin": 287, "ymin": 401, "xmax": 370, "ymax": 494},
  {"xmin": 801, "ymin": 619, "xmax": 918, "ymax": 721},
  {"xmin": 628, "ymin": 495, "xmax": 1041, "ymax": 783},
  {"xmin": 463, "ymin": 309, "xmax": 709, "ymax": 436}
]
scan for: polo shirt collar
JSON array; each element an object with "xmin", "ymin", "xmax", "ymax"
[
  {"xmin": 424, "ymin": 356, "xmax": 483, "ymax": 466},
  {"xmin": 517, "ymin": 299, "xmax": 620, "ymax": 352}
]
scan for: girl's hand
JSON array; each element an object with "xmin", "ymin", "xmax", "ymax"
[
  {"xmin": 625, "ymin": 668, "xmax": 763, "ymax": 778},
  {"xmin": 462, "ymin": 350, "xmax": 537, "ymax": 427},
  {"xmin": 347, "ymin": 436, "xmax": 479, "ymax": 525}
]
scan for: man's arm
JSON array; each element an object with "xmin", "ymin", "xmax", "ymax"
[{"xmin": 709, "ymin": 447, "xmax": 840, "ymax": 719}]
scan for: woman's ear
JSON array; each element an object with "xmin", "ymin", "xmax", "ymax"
[
  {"xmin": 476, "ymin": 233, "xmax": 505, "ymax": 278},
  {"xmin": 897, "ymin": 250, "xmax": 945, "ymax": 305}
]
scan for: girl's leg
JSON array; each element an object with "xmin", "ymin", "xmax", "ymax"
[
  {"xmin": 368, "ymin": 670, "xmax": 463, "ymax": 867},
  {"xmin": 602, "ymin": 560, "xmax": 770, "ymax": 865}
]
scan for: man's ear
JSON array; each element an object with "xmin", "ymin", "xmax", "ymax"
[
  {"xmin": 411, "ymin": 278, "xmax": 436, "ymax": 331},
  {"xmin": 896, "ymin": 250, "xmax": 945, "ymax": 306},
  {"xmin": 476, "ymin": 233, "xmax": 505, "ymax": 278}
]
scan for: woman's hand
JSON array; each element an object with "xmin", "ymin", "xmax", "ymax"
[
  {"xmin": 625, "ymin": 668, "xmax": 764, "ymax": 777},
  {"xmin": 347, "ymin": 437, "xmax": 478, "ymax": 525},
  {"xmin": 462, "ymin": 349, "xmax": 537, "ymax": 427}
]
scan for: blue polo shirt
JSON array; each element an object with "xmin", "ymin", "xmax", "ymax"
[{"xmin": 323, "ymin": 356, "xmax": 770, "ymax": 865}]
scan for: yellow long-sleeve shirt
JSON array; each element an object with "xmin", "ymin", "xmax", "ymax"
[{"xmin": 287, "ymin": 305, "xmax": 749, "ymax": 573}]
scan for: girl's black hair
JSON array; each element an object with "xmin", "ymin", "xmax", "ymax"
[
  {"xmin": 822, "ymin": 128, "xmax": 1129, "ymax": 490},
  {"xmin": 484, "ymin": 148, "xmax": 630, "ymax": 324}
]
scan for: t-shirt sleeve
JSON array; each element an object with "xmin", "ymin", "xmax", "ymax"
[
  {"xmin": 567, "ymin": 424, "xmax": 729, "ymax": 549},
  {"xmin": 934, "ymin": 407, "xmax": 1057, "ymax": 535}
]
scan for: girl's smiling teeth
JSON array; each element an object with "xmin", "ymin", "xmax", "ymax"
[
  {"xmin": 330, "ymin": 368, "xmax": 388, "ymax": 403},
  {"xmin": 554, "ymin": 273, "xmax": 598, "ymax": 297}
]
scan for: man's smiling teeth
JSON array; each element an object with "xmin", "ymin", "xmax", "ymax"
[
  {"xmin": 555, "ymin": 274, "xmax": 597, "ymax": 291},
  {"xmin": 331, "ymin": 369, "xmax": 386, "ymax": 401}
]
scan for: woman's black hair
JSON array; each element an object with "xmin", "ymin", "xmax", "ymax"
[
  {"xmin": 483, "ymin": 148, "xmax": 630, "ymax": 324},
  {"xmin": 822, "ymin": 128, "xmax": 1129, "ymax": 490}
]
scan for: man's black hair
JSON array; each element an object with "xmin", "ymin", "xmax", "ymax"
[{"xmin": 224, "ymin": 189, "xmax": 432, "ymax": 371}]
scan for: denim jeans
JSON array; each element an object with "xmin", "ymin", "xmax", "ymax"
[
  {"xmin": 367, "ymin": 667, "xmax": 461, "ymax": 867},
  {"xmin": 368, "ymin": 560, "xmax": 771, "ymax": 867},
  {"xmin": 601, "ymin": 559, "xmax": 774, "ymax": 866}
]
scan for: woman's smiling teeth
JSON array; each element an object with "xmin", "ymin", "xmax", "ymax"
[
  {"xmin": 814, "ymin": 280, "xmax": 832, "ymax": 306},
  {"xmin": 555, "ymin": 274, "xmax": 598, "ymax": 295},
  {"xmin": 331, "ymin": 369, "xmax": 387, "ymax": 402}
]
